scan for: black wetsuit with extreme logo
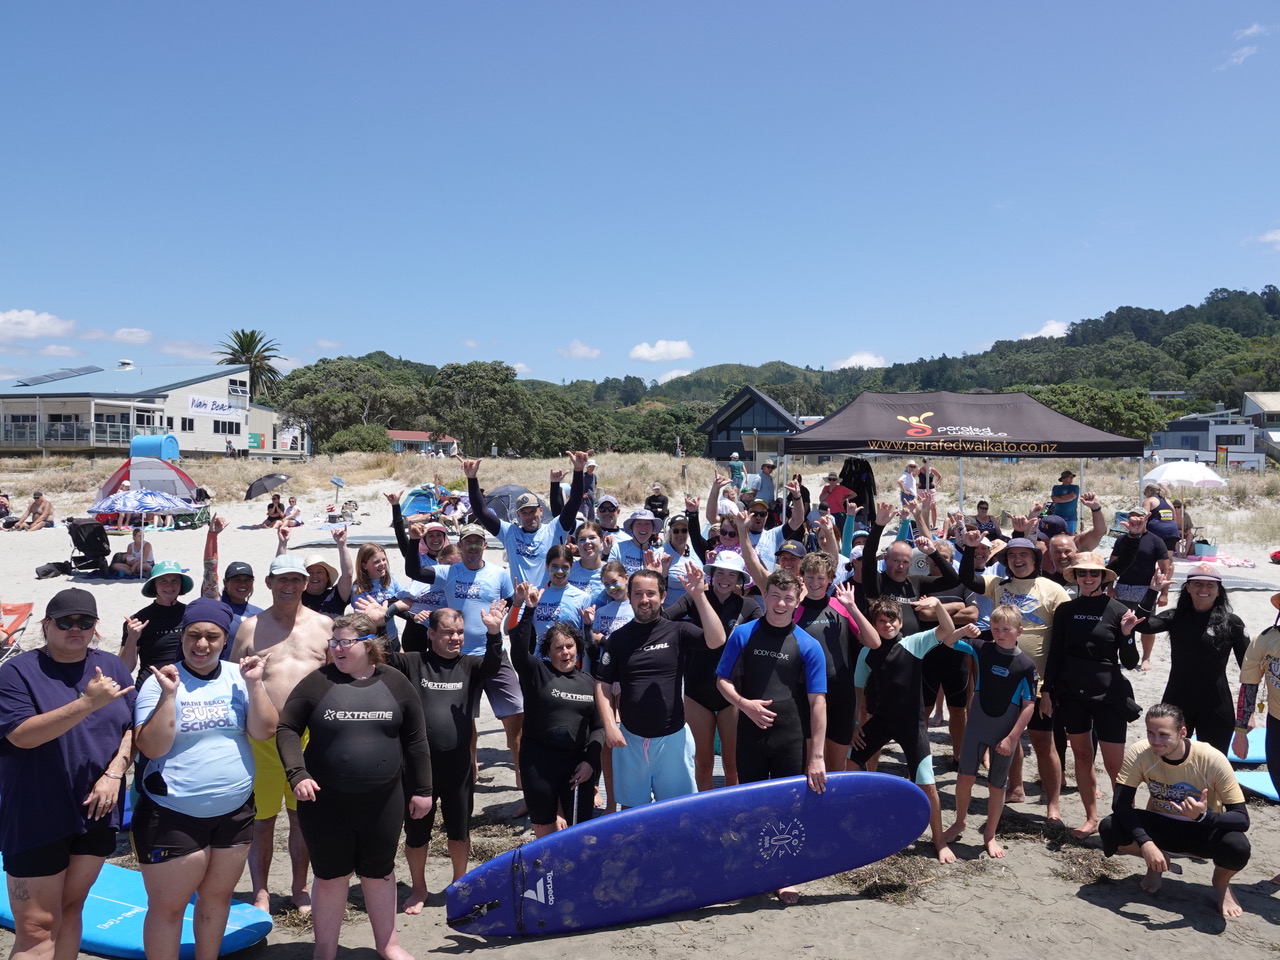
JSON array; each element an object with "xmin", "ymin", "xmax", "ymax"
[{"xmin": 386, "ymin": 632, "xmax": 502, "ymax": 844}]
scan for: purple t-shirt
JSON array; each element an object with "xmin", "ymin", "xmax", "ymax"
[{"xmin": 0, "ymin": 648, "xmax": 135, "ymax": 856}]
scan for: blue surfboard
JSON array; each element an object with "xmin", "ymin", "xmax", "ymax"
[
  {"xmin": 0, "ymin": 862, "xmax": 272, "ymax": 959},
  {"xmin": 447, "ymin": 771, "xmax": 930, "ymax": 937},
  {"xmin": 1236, "ymin": 770, "xmax": 1279, "ymax": 801}
]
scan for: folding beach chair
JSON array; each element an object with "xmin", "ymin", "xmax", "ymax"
[{"xmin": 0, "ymin": 602, "xmax": 34, "ymax": 665}]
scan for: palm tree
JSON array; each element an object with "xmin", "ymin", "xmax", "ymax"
[{"xmin": 214, "ymin": 329, "xmax": 285, "ymax": 399}]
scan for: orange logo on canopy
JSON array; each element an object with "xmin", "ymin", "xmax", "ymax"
[{"xmin": 896, "ymin": 412, "xmax": 934, "ymax": 437}]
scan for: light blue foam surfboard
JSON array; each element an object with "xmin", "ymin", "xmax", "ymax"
[
  {"xmin": 447, "ymin": 771, "xmax": 930, "ymax": 937},
  {"xmin": 1235, "ymin": 770, "xmax": 1279, "ymax": 802},
  {"xmin": 1193, "ymin": 728, "xmax": 1267, "ymax": 764},
  {"xmin": 0, "ymin": 862, "xmax": 272, "ymax": 959}
]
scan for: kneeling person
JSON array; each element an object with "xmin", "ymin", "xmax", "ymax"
[{"xmin": 1100, "ymin": 702, "xmax": 1250, "ymax": 919}]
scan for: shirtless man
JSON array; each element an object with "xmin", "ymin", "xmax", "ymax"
[
  {"xmin": 8, "ymin": 491, "xmax": 53, "ymax": 531},
  {"xmin": 231, "ymin": 554, "xmax": 333, "ymax": 913}
]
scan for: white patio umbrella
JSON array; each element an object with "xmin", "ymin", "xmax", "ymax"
[{"xmin": 1142, "ymin": 461, "xmax": 1227, "ymax": 488}]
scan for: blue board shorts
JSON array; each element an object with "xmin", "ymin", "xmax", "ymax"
[{"xmin": 612, "ymin": 723, "xmax": 696, "ymax": 808}]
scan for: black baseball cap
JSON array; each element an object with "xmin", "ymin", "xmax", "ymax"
[
  {"xmin": 46, "ymin": 588, "xmax": 97, "ymax": 620},
  {"xmin": 224, "ymin": 561, "xmax": 255, "ymax": 579}
]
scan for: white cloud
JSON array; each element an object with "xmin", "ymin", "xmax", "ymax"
[
  {"xmin": 158, "ymin": 339, "xmax": 216, "ymax": 360},
  {"xmin": 1235, "ymin": 24, "xmax": 1271, "ymax": 40},
  {"xmin": 276, "ymin": 356, "xmax": 304, "ymax": 373},
  {"xmin": 462, "ymin": 339, "xmax": 479, "ymax": 349},
  {"xmin": 0, "ymin": 309, "xmax": 74, "ymax": 339},
  {"xmin": 38, "ymin": 344, "xmax": 82, "ymax": 358},
  {"xmin": 512, "ymin": 362, "xmax": 533, "ymax": 375},
  {"xmin": 629, "ymin": 339, "xmax": 693, "ymax": 363},
  {"xmin": 1256, "ymin": 229, "xmax": 1280, "ymax": 251},
  {"xmin": 313, "ymin": 339, "xmax": 341, "ymax": 352},
  {"xmin": 656, "ymin": 368, "xmax": 692, "ymax": 384},
  {"xmin": 557, "ymin": 339, "xmax": 601, "ymax": 360},
  {"xmin": 1020, "ymin": 320, "xmax": 1068, "ymax": 339},
  {"xmin": 833, "ymin": 351, "xmax": 887, "ymax": 369},
  {"xmin": 1220, "ymin": 45, "xmax": 1258, "ymax": 68},
  {"xmin": 83, "ymin": 327, "xmax": 153, "ymax": 345}
]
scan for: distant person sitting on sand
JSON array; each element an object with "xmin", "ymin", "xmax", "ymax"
[
  {"xmin": 1099, "ymin": 702, "xmax": 1250, "ymax": 919},
  {"xmin": 284, "ymin": 496, "xmax": 303, "ymax": 527},
  {"xmin": 254, "ymin": 494, "xmax": 286, "ymax": 530},
  {"xmin": 9, "ymin": 491, "xmax": 54, "ymax": 531},
  {"xmin": 110, "ymin": 528, "xmax": 155, "ymax": 579}
]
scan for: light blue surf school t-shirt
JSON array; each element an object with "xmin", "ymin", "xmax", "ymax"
[
  {"xmin": 498, "ymin": 518, "xmax": 572, "ymax": 588},
  {"xmin": 532, "ymin": 584, "xmax": 593, "ymax": 641},
  {"xmin": 134, "ymin": 662, "xmax": 254, "ymax": 819},
  {"xmin": 444, "ymin": 562, "xmax": 515, "ymax": 655}
]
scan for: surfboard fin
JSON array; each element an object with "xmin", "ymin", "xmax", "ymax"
[{"xmin": 448, "ymin": 899, "xmax": 500, "ymax": 928}]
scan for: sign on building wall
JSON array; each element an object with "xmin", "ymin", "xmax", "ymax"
[
  {"xmin": 248, "ymin": 433, "xmax": 264, "ymax": 450},
  {"xmin": 188, "ymin": 395, "xmax": 240, "ymax": 418}
]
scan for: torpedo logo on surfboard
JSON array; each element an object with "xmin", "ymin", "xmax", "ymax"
[
  {"xmin": 758, "ymin": 819, "xmax": 805, "ymax": 859},
  {"xmin": 522, "ymin": 874, "xmax": 556, "ymax": 904}
]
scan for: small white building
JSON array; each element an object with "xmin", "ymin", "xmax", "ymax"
[
  {"xmin": 1242, "ymin": 392, "xmax": 1280, "ymax": 464},
  {"xmin": 1146, "ymin": 404, "xmax": 1264, "ymax": 469},
  {"xmin": 0, "ymin": 363, "xmax": 304, "ymax": 459}
]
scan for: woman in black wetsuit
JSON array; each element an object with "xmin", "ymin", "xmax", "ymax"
[
  {"xmin": 277, "ymin": 613, "xmax": 431, "ymax": 960},
  {"xmin": 1135, "ymin": 565, "xmax": 1248, "ymax": 756},
  {"xmin": 664, "ymin": 550, "xmax": 760, "ymax": 790},
  {"xmin": 1043, "ymin": 553, "xmax": 1141, "ymax": 840},
  {"xmin": 509, "ymin": 584, "xmax": 603, "ymax": 836}
]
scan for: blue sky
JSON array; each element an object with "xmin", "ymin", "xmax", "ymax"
[{"xmin": 2, "ymin": 3, "xmax": 1277, "ymax": 388}]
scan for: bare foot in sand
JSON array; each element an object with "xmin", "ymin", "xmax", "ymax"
[
  {"xmin": 777, "ymin": 887, "xmax": 800, "ymax": 905},
  {"xmin": 379, "ymin": 945, "xmax": 414, "ymax": 960},
  {"xmin": 1006, "ymin": 788, "xmax": 1025, "ymax": 804},
  {"xmin": 928, "ymin": 712, "xmax": 944, "ymax": 727},
  {"xmin": 984, "ymin": 838, "xmax": 1005, "ymax": 859},
  {"xmin": 1070, "ymin": 819, "xmax": 1098, "ymax": 840},
  {"xmin": 252, "ymin": 891, "xmax": 271, "ymax": 913},
  {"xmin": 936, "ymin": 844, "xmax": 957, "ymax": 865},
  {"xmin": 1140, "ymin": 869, "xmax": 1163, "ymax": 895},
  {"xmin": 292, "ymin": 887, "xmax": 311, "ymax": 915},
  {"xmin": 512, "ymin": 801, "xmax": 529, "ymax": 819},
  {"xmin": 941, "ymin": 820, "xmax": 966, "ymax": 845},
  {"xmin": 402, "ymin": 887, "xmax": 428, "ymax": 915},
  {"xmin": 1218, "ymin": 884, "xmax": 1244, "ymax": 918},
  {"xmin": 1270, "ymin": 871, "xmax": 1280, "ymax": 885}
]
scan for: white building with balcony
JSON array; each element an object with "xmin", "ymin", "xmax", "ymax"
[{"xmin": 0, "ymin": 363, "xmax": 303, "ymax": 458}]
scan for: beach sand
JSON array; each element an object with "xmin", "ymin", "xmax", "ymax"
[{"xmin": 3, "ymin": 482, "xmax": 1280, "ymax": 958}]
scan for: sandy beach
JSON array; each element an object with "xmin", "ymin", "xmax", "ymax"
[{"xmin": 3, "ymin": 478, "xmax": 1280, "ymax": 958}]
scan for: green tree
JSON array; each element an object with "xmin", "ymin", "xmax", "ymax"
[
  {"xmin": 320, "ymin": 423, "xmax": 394, "ymax": 454},
  {"xmin": 271, "ymin": 357, "xmax": 422, "ymax": 448},
  {"xmin": 1021, "ymin": 385, "xmax": 1167, "ymax": 442},
  {"xmin": 214, "ymin": 329, "xmax": 285, "ymax": 399},
  {"xmin": 419, "ymin": 362, "xmax": 531, "ymax": 456}
]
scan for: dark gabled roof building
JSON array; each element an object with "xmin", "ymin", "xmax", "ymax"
[{"xmin": 697, "ymin": 385, "xmax": 802, "ymax": 463}]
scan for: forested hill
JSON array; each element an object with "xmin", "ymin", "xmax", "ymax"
[{"xmin": 270, "ymin": 284, "xmax": 1279, "ymax": 455}]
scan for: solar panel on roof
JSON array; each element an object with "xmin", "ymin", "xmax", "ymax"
[
  {"xmin": 12, "ymin": 365, "xmax": 105, "ymax": 387},
  {"xmin": 14, "ymin": 375, "xmax": 53, "ymax": 386}
]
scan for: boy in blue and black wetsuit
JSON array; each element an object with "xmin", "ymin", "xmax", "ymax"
[
  {"xmin": 941, "ymin": 603, "xmax": 1039, "ymax": 859},
  {"xmin": 847, "ymin": 594, "xmax": 971, "ymax": 864}
]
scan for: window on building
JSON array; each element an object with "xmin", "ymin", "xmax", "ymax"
[
  {"xmin": 1217, "ymin": 434, "xmax": 1245, "ymax": 447},
  {"xmin": 1180, "ymin": 435, "xmax": 1202, "ymax": 449},
  {"xmin": 166, "ymin": 417, "xmax": 174, "ymax": 430},
  {"xmin": 212, "ymin": 420, "xmax": 242, "ymax": 436},
  {"xmin": 1265, "ymin": 413, "xmax": 1280, "ymax": 426},
  {"xmin": 180, "ymin": 418, "xmax": 195, "ymax": 432},
  {"xmin": 5, "ymin": 414, "xmax": 36, "ymax": 424},
  {"xmin": 47, "ymin": 414, "xmax": 81, "ymax": 423},
  {"xmin": 135, "ymin": 412, "xmax": 155, "ymax": 427}
]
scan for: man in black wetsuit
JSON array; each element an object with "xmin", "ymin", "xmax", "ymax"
[
  {"xmin": 594, "ymin": 567, "xmax": 725, "ymax": 808},
  {"xmin": 385, "ymin": 604, "xmax": 503, "ymax": 914}
]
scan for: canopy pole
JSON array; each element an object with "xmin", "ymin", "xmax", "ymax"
[{"xmin": 956, "ymin": 458, "xmax": 964, "ymax": 513}]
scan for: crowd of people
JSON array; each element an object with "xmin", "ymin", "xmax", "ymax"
[{"xmin": 3, "ymin": 453, "xmax": 1279, "ymax": 960}]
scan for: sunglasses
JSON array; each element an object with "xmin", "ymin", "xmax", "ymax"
[
  {"xmin": 749, "ymin": 510, "xmax": 768, "ymax": 518},
  {"xmin": 719, "ymin": 528, "xmax": 739, "ymax": 537},
  {"xmin": 669, "ymin": 526, "xmax": 689, "ymax": 534},
  {"xmin": 54, "ymin": 616, "xmax": 98, "ymax": 631},
  {"xmin": 329, "ymin": 634, "xmax": 376, "ymax": 648}
]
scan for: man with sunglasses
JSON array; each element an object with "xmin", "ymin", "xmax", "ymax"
[{"xmin": 595, "ymin": 495, "xmax": 625, "ymax": 540}]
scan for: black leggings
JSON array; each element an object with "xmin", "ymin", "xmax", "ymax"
[
  {"xmin": 1266, "ymin": 713, "xmax": 1280, "ymax": 796},
  {"xmin": 737, "ymin": 699, "xmax": 804, "ymax": 784},
  {"xmin": 519, "ymin": 740, "xmax": 596, "ymax": 827},
  {"xmin": 1100, "ymin": 809, "xmax": 1250, "ymax": 871},
  {"xmin": 404, "ymin": 748, "xmax": 473, "ymax": 847},
  {"xmin": 298, "ymin": 778, "xmax": 404, "ymax": 880}
]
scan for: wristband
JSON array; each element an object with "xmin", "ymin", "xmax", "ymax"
[{"xmin": 102, "ymin": 771, "xmax": 123, "ymax": 780}]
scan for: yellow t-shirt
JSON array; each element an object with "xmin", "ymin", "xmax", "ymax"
[
  {"xmin": 1118, "ymin": 738, "xmax": 1245, "ymax": 820},
  {"xmin": 978, "ymin": 574, "xmax": 1070, "ymax": 682},
  {"xmin": 1238, "ymin": 625, "xmax": 1280, "ymax": 721}
]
